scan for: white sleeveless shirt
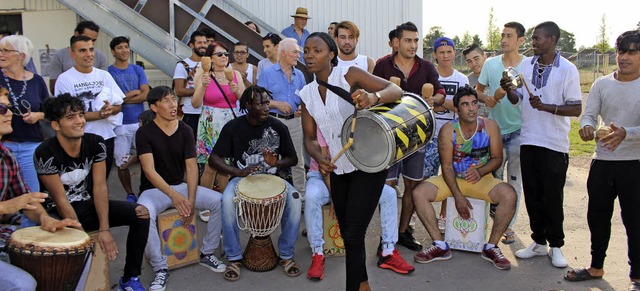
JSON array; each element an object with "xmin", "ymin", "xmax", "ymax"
[
  {"xmin": 300, "ymin": 66, "xmax": 357, "ymax": 174},
  {"xmin": 337, "ymin": 54, "xmax": 369, "ymax": 71}
]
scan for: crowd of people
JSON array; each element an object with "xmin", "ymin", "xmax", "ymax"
[{"xmin": 0, "ymin": 6, "xmax": 639, "ymax": 291}]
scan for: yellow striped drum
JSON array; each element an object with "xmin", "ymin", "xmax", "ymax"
[{"xmin": 341, "ymin": 92, "xmax": 435, "ymax": 173}]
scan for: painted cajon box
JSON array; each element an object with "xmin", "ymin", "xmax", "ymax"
[
  {"xmin": 322, "ymin": 204, "xmax": 345, "ymax": 257},
  {"xmin": 158, "ymin": 209, "xmax": 199, "ymax": 269},
  {"xmin": 444, "ymin": 197, "xmax": 489, "ymax": 253}
]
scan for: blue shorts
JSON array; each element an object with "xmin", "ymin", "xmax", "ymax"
[
  {"xmin": 386, "ymin": 147, "xmax": 426, "ymax": 181},
  {"xmin": 423, "ymin": 137, "xmax": 441, "ymax": 178}
]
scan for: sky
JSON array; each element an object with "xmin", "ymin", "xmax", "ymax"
[{"xmin": 422, "ymin": 0, "xmax": 638, "ymax": 49}]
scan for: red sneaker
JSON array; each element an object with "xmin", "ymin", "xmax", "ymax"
[
  {"xmin": 414, "ymin": 242, "xmax": 452, "ymax": 264},
  {"xmin": 307, "ymin": 254, "xmax": 325, "ymax": 281},
  {"xmin": 378, "ymin": 249, "xmax": 415, "ymax": 274},
  {"xmin": 481, "ymin": 247, "xmax": 511, "ymax": 270}
]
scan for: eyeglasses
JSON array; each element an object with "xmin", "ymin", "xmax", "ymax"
[
  {"xmin": 0, "ymin": 48, "xmax": 19, "ymax": 55},
  {"xmin": 0, "ymin": 103, "xmax": 14, "ymax": 115},
  {"xmin": 213, "ymin": 52, "xmax": 229, "ymax": 57},
  {"xmin": 233, "ymin": 51, "xmax": 248, "ymax": 55}
]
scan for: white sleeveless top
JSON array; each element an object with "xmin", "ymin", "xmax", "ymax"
[
  {"xmin": 299, "ymin": 66, "xmax": 357, "ymax": 174},
  {"xmin": 337, "ymin": 54, "xmax": 369, "ymax": 71}
]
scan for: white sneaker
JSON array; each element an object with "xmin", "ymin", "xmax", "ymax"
[
  {"xmin": 199, "ymin": 210, "xmax": 210, "ymax": 222},
  {"xmin": 515, "ymin": 242, "xmax": 548, "ymax": 259},
  {"xmin": 150, "ymin": 269, "xmax": 168, "ymax": 291},
  {"xmin": 548, "ymin": 247, "xmax": 568, "ymax": 268}
]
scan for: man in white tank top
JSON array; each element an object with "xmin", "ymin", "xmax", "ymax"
[{"xmin": 334, "ymin": 21, "xmax": 375, "ymax": 73}]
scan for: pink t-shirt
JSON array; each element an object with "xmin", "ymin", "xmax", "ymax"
[
  {"xmin": 309, "ymin": 128, "xmax": 329, "ymax": 172},
  {"xmin": 203, "ymin": 73, "xmax": 238, "ymax": 108}
]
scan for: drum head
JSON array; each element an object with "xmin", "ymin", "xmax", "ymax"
[
  {"xmin": 10, "ymin": 227, "xmax": 90, "ymax": 247},
  {"xmin": 343, "ymin": 113, "xmax": 394, "ymax": 173},
  {"xmin": 237, "ymin": 174, "xmax": 286, "ymax": 199}
]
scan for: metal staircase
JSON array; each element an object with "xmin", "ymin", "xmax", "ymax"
[{"xmin": 57, "ymin": 0, "xmax": 266, "ymax": 76}]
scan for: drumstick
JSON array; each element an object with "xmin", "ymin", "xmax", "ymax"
[
  {"xmin": 331, "ymin": 105, "xmax": 359, "ymax": 164},
  {"xmin": 224, "ymin": 67, "xmax": 234, "ymax": 82},
  {"xmin": 421, "ymin": 83, "xmax": 434, "ymax": 99},
  {"xmin": 518, "ymin": 73, "xmax": 534, "ymax": 97},
  {"xmin": 389, "ymin": 76, "xmax": 401, "ymax": 87},
  {"xmin": 201, "ymin": 57, "xmax": 211, "ymax": 74}
]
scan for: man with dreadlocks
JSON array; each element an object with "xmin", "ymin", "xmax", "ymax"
[{"xmin": 209, "ymin": 85, "xmax": 302, "ymax": 281}]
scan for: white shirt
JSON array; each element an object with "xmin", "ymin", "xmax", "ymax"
[
  {"xmin": 436, "ymin": 69, "xmax": 469, "ymax": 134},
  {"xmin": 518, "ymin": 54, "xmax": 582, "ymax": 153},
  {"xmin": 300, "ymin": 66, "xmax": 357, "ymax": 174},
  {"xmin": 337, "ymin": 54, "xmax": 369, "ymax": 71},
  {"xmin": 54, "ymin": 67, "xmax": 125, "ymax": 140},
  {"xmin": 173, "ymin": 58, "xmax": 202, "ymax": 114}
]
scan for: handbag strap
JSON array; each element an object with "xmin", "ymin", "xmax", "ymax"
[{"xmin": 212, "ymin": 75, "xmax": 237, "ymax": 119}]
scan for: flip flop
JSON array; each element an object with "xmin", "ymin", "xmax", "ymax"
[
  {"xmin": 501, "ymin": 231, "xmax": 515, "ymax": 244},
  {"xmin": 280, "ymin": 258, "xmax": 301, "ymax": 277},
  {"xmin": 564, "ymin": 267, "xmax": 603, "ymax": 282},
  {"xmin": 224, "ymin": 262, "xmax": 241, "ymax": 282}
]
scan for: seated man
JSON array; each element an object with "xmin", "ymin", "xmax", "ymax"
[
  {"xmin": 1, "ymin": 89, "xmax": 80, "ymax": 290},
  {"xmin": 34, "ymin": 94, "xmax": 150, "ymax": 290},
  {"xmin": 136, "ymin": 86, "xmax": 225, "ymax": 291},
  {"xmin": 209, "ymin": 86, "xmax": 302, "ymax": 281},
  {"xmin": 305, "ymin": 129, "xmax": 414, "ymax": 281},
  {"xmin": 412, "ymin": 85, "xmax": 516, "ymax": 270}
]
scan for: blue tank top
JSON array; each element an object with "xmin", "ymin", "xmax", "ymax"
[{"xmin": 452, "ymin": 118, "xmax": 490, "ymax": 178}]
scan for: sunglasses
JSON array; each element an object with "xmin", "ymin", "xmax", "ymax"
[
  {"xmin": 0, "ymin": 103, "xmax": 14, "ymax": 115},
  {"xmin": 233, "ymin": 51, "xmax": 248, "ymax": 55},
  {"xmin": 213, "ymin": 52, "xmax": 229, "ymax": 57}
]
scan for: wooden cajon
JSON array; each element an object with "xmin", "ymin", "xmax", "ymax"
[
  {"xmin": 158, "ymin": 209, "xmax": 199, "ymax": 270},
  {"xmin": 443, "ymin": 197, "xmax": 489, "ymax": 253},
  {"xmin": 321, "ymin": 204, "xmax": 345, "ymax": 257},
  {"xmin": 84, "ymin": 231, "xmax": 109, "ymax": 291}
]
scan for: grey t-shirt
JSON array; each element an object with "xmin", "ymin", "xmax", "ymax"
[{"xmin": 47, "ymin": 47, "xmax": 109, "ymax": 79}]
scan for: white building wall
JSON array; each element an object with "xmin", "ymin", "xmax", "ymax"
[{"xmin": 219, "ymin": 0, "xmax": 424, "ymax": 59}]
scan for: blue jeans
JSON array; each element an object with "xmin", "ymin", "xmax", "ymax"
[
  {"xmin": 222, "ymin": 176, "xmax": 302, "ymax": 261},
  {"xmin": 0, "ymin": 260, "xmax": 37, "ymax": 291},
  {"xmin": 492, "ymin": 130, "xmax": 523, "ymax": 229},
  {"xmin": 4, "ymin": 141, "xmax": 40, "ymax": 192},
  {"xmin": 304, "ymin": 171, "xmax": 398, "ymax": 253}
]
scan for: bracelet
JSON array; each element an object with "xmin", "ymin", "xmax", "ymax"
[
  {"xmin": 374, "ymin": 92, "xmax": 382, "ymax": 105},
  {"xmin": 554, "ymin": 105, "xmax": 558, "ymax": 115},
  {"xmin": 98, "ymin": 229, "xmax": 110, "ymax": 232}
]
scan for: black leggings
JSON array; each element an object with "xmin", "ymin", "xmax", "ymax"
[
  {"xmin": 52, "ymin": 200, "xmax": 149, "ymax": 278},
  {"xmin": 330, "ymin": 170, "xmax": 386, "ymax": 291},
  {"xmin": 587, "ymin": 160, "xmax": 640, "ymax": 279}
]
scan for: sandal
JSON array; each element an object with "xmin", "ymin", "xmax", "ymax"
[
  {"xmin": 564, "ymin": 267, "xmax": 603, "ymax": 282},
  {"xmin": 280, "ymin": 258, "xmax": 301, "ymax": 277},
  {"xmin": 224, "ymin": 262, "xmax": 242, "ymax": 282},
  {"xmin": 501, "ymin": 231, "xmax": 516, "ymax": 244}
]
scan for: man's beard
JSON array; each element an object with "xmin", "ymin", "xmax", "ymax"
[
  {"xmin": 194, "ymin": 47, "xmax": 206, "ymax": 57},
  {"xmin": 339, "ymin": 48, "xmax": 355, "ymax": 55}
]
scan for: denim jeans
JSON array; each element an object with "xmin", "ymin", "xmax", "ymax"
[
  {"xmin": 304, "ymin": 171, "xmax": 397, "ymax": 253},
  {"xmin": 4, "ymin": 141, "xmax": 40, "ymax": 192},
  {"xmin": 138, "ymin": 183, "xmax": 222, "ymax": 271},
  {"xmin": 0, "ymin": 260, "xmax": 37, "ymax": 290},
  {"xmin": 222, "ymin": 176, "xmax": 302, "ymax": 261},
  {"xmin": 492, "ymin": 130, "xmax": 523, "ymax": 229}
]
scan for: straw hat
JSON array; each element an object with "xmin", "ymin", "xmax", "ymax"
[{"xmin": 291, "ymin": 7, "xmax": 311, "ymax": 19}]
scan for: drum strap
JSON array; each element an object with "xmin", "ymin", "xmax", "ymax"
[{"xmin": 316, "ymin": 79, "xmax": 355, "ymax": 106}]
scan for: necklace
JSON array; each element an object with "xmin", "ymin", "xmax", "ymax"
[
  {"xmin": 212, "ymin": 71, "xmax": 225, "ymax": 82},
  {"xmin": 459, "ymin": 121, "xmax": 479, "ymax": 142},
  {"xmin": 2, "ymin": 69, "xmax": 27, "ymax": 107}
]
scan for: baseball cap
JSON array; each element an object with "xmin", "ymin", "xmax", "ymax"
[{"xmin": 434, "ymin": 37, "xmax": 455, "ymax": 50}]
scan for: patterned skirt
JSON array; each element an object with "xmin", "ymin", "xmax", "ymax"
[{"xmin": 195, "ymin": 105, "xmax": 238, "ymax": 164}]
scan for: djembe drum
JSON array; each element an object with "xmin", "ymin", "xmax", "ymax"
[
  {"xmin": 341, "ymin": 92, "xmax": 435, "ymax": 172},
  {"xmin": 6, "ymin": 227, "xmax": 92, "ymax": 291},
  {"xmin": 234, "ymin": 174, "xmax": 287, "ymax": 271}
]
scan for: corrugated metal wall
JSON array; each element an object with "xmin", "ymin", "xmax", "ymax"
[
  {"xmin": 25, "ymin": 0, "xmax": 66, "ymax": 10},
  {"xmin": 217, "ymin": 0, "xmax": 423, "ymax": 59}
]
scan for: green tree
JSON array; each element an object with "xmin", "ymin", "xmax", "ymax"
[
  {"xmin": 486, "ymin": 7, "xmax": 500, "ymax": 50},
  {"xmin": 595, "ymin": 14, "xmax": 611, "ymax": 53},
  {"xmin": 523, "ymin": 27, "xmax": 577, "ymax": 53},
  {"xmin": 452, "ymin": 36, "xmax": 462, "ymax": 48},
  {"xmin": 472, "ymin": 35, "xmax": 483, "ymax": 48},
  {"xmin": 423, "ymin": 26, "xmax": 445, "ymax": 54}
]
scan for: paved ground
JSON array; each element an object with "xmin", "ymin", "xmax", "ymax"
[{"xmin": 101, "ymin": 151, "xmax": 629, "ymax": 291}]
